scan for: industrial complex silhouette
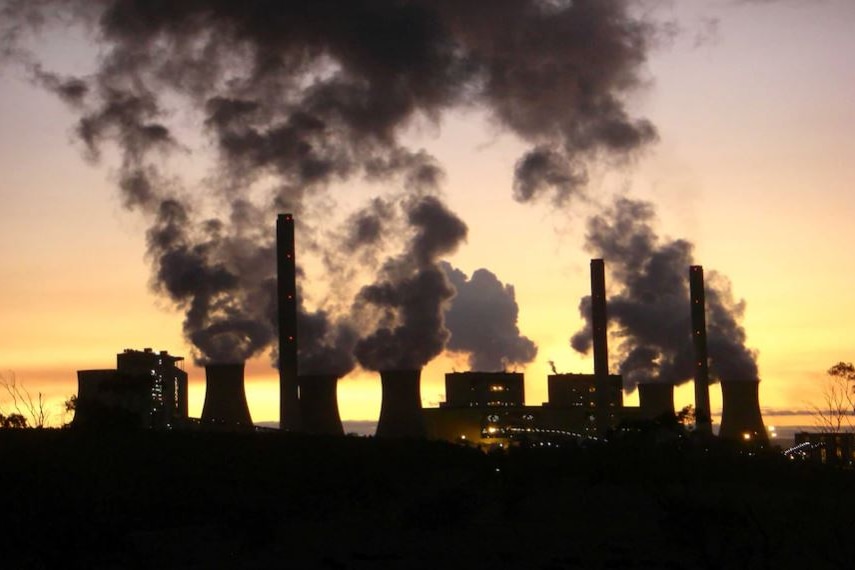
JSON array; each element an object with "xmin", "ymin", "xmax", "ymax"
[{"xmin": 73, "ymin": 214, "xmax": 768, "ymax": 445}]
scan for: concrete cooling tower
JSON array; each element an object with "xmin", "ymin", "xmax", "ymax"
[
  {"xmin": 298, "ymin": 374, "xmax": 344, "ymax": 436},
  {"xmin": 718, "ymin": 380, "xmax": 768, "ymax": 444},
  {"xmin": 638, "ymin": 383, "xmax": 675, "ymax": 420},
  {"xmin": 375, "ymin": 369, "xmax": 426, "ymax": 438},
  {"xmin": 201, "ymin": 363, "xmax": 253, "ymax": 427}
]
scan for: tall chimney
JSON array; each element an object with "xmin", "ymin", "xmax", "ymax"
[
  {"xmin": 376, "ymin": 369, "xmax": 426, "ymax": 438},
  {"xmin": 298, "ymin": 375, "xmax": 344, "ymax": 436},
  {"xmin": 591, "ymin": 259, "xmax": 609, "ymax": 378},
  {"xmin": 277, "ymin": 213, "xmax": 301, "ymax": 431},
  {"xmin": 591, "ymin": 259, "xmax": 610, "ymax": 437},
  {"xmin": 690, "ymin": 265, "xmax": 712, "ymax": 435},
  {"xmin": 719, "ymin": 380, "xmax": 768, "ymax": 444},
  {"xmin": 201, "ymin": 363, "xmax": 253, "ymax": 427}
]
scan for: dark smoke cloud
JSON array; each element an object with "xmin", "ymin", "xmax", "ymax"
[
  {"xmin": 28, "ymin": 64, "xmax": 89, "ymax": 107},
  {"xmin": 147, "ymin": 199, "xmax": 276, "ymax": 365},
  {"xmin": 354, "ymin": 196, "xmax": 467, "ymax": 371},
  {"xmin": 513, "ymin": 146, "xmax": 588, "ymax": 205},
  {"xmin": 295, "ymin": 307, "xmax": 358, "ymax": 378},
  {"xmin": 3, "ymin": 0, "xmax": 661, "ymax": 366},
  {"xmin": 571, "ymin": 197, "xmax": 758, "ymax": 391},
  {"xmin": 441, "ymin": 262, "xmax": 537, "ymax": 371}
]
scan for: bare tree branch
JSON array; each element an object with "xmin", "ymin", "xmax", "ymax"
[
  {"xmin": 812, "ymin": 363, "xmax": 855, "ymax": 434},
  {"xmin": 0, "ymin": 370, "xmax": 50, "ymax": 428}
]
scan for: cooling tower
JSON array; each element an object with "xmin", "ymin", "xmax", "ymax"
[
  {"xmin": 718, "ymin": 380, "xmax": 768, "ymax": 444},
  {"xmin": 375, "ymin": 369, "xmax": 426, "ymax": 438},
  {"xmin": 298, "ymin": 374, "xmax": 344, "ymax": 436},
  {"xmin": 201, "ymin": 363, "xmax": 253, "ymax": 427},
  {"xmin": 277, "ymin": 213, "xmax": 302, "ymax": 431},
  {"xmin": 638, "ymin": 383, "xmax": 675, "ymax": 420},
  {"xmin": 690, "ymin": 265, "xmax": 712, "ymax": 435}
]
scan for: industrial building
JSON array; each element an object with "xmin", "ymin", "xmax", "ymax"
[
  {"xmin": 75, "ymin": 348, "xmax": 188, "ymax": 429},
  {"xmin": 442, "ymin": 372, "xmax": 525, "ymax": 408},
  {"xmin": 423, "ymin": 260, "xmax": 769, "ymax": 448},
  {"xmin": 790, "ymin": 432, "xmax": 855, "ymax": 466}
]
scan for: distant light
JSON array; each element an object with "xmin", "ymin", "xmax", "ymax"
[
  {"xmin": 460, "ymin": 435, "xmax": 466, "ymax": 440},
  {"xmin": 743, "ymin": 432, "xmax": 752, "ymax": 441}
]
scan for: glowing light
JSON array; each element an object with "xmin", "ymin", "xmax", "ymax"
[{"xmin": 743, "ymin": 432, "xmax": 752, "ymax": 441}]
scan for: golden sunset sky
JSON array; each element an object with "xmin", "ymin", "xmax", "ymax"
[{"xmin": 1, "ymin": 0, "xmax": 854, "ymax": 428}]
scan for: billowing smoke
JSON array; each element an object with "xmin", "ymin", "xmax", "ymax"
[
  {"xmin": 571, "ymin": 197, "xmax": 758, "ymax": 390},
  {"xmin": 3, "ymin": 0, "xmax": 661, "ymax": 366},
  {"xmin": 441, "ymin": 263, "xmax": 537, "ymax": 371},
  {"xmin": 354, "ymin": 196, "xmax": 467, "ymax": 371},
  {"xmin": 295, "ymin": 307, "xmax": 358, "ymax": 378}
]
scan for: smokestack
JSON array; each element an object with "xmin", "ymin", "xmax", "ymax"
[
  {"xmin": 719, "ymin": 380, "xmax": 768, "ymax": 444},
  {"xmin": 690, "ymin": 265, "xmax": 712, "ymax": 435},
  {"xmin": 375, "ymin": 370, "xmax": 426, "ymax": 438},
  {"xmin": 201, "ymin": 363, "xmax": 252, "ymax": 427},
  {"xmin": 591, "ymin": 259, "xmax": 609, "ymax": 377},
  {"xmin": 591, "ymin": 259, "xmax": 610, "ymax": 437},
  {"xmin": 638, "ymin": 383, "xmax": 675, "ymax": 420},
  {"xmin": 298, "ymin": 375, "xmax": 344, "ymax": 436},
  {"xmin": 277, "ymin": 213, "xmax": 301, "ymax": 431}
]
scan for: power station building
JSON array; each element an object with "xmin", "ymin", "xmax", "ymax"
[
  {"xmin": 423, "ymin": 260, "xmax": 769, "ymax": 448},
  {"xmin": 75, "ymin": 348, "xmax": 188, "ymax": 429}
]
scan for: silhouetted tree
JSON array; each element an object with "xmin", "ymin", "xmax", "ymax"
[
  {"xmin": 62, "ymin": 394, "xmax": 77, "ymax": 427},
  {"xmin": 812, "ymin": 362, "xmax": 855, "ymax": 433},
  {"xmin": 0, "ymin": 413, "xmax": 27, "ymax": 428},
  {"xmin": 0, "ymin": 371, "xmax": 49, "ymax": 428}
]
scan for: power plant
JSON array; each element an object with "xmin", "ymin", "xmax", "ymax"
[
  {"xmin": 425, "ymin": 259, "xmax": 769, "ymax": 447},
  {"xmin": 71, "ymin": 216, "xmax": 769, "ymax": 447}
]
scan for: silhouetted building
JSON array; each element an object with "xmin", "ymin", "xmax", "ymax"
[
  {"xmin": 376, "ymin": 369, "xmax": 426, "ymax": 438},
  {"xmin": 547, "ymin": 373, "xmax": 622, "ymax": 410},
  {"xmin": 298, "ymin": 374, "xmax": 344, "ymax": 436},
  {"xmin": 792, "ymin": 432, "xmax": 855, "ymax": 466},
  {"xmin": 117, "ymin": 348, "xmax": 188, "ymax": 427},
  {"xmin": 74, "ymin": 348, "xmax": 187, "ymax": 429},
  {"xmin": 442, "ymin": 372, "xmax": 525, "ymax": 408},
  {"xmin": 201, "ymin": 363, "xmax": 253, "ymax": 428},
  {"xmin": 718, "ymin": 380, "xmax": 768, "ymax": 444}
]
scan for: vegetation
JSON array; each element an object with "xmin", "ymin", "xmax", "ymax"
[
  {"xmin": 0, "ymin": 430, "xmax": 853, "ymax": 568},
  {"xmin": 813, "ymin": 362, "xmax": 855, "ymax": 433},
  {"xmin": 0, "ymin": 371, "xmax": 49, "ymax": 428}
]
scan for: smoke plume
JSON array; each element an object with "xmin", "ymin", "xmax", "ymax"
[
  {"xmin": 3, "ymin": 0, "xmax": 661, "ymax": 366},
  {"xmin": 441, "ymin": 262, "xmax": 537, "ymax": 371},
  {"xmin": 354, "ymin": 196, "xmax": 467, "ymax": 371},
  {"xmin": 571, "ymin": 197, "xmax": 758, "ymax": 390}
]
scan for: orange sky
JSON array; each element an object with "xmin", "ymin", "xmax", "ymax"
[{"xmin": 1, "ymin": 0, "xmax": 854, "ymax": 428}]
